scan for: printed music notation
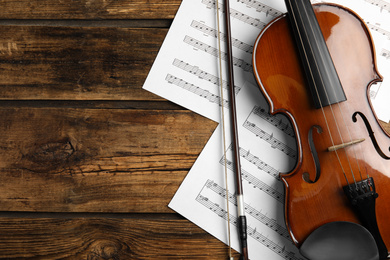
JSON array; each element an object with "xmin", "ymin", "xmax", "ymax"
[
  {"xmin": 240, "ymin": 146, "xmax": 280, "ymax": 179},
  {"xmin": 202, "ymin": 0, "xmax": 267, "ymax": 30},
  {"xmin": 243, "ymin": 120, "xmax": 297, "ymax": 159},
  {"xmin": 366, "ymin": 22, "xmax": 390, "ymax": 39},
  {"xmin": 219, "ymin": 157, "xmax": 284, "ymax": 203},
  {"xmin": 172, "ymin": 58, "xmax": 241, "ymax": 94},
  {"xmin": 381, "ymin": 48, "xmax": 390, "ymax": 59},
  {"xmin": 204, "ymin": 179, "xmax": 289, "ymax": 239},
  {"xmin": 364, "ymin": 0, "xmax": 390, "ymax": 12},
  {"xmin": 184, "ymin": 35, "xmax": 253, "ymax": 73},
  {"xmin": 144, "ymin": 0, "xmax": 268, "ymax": 122},
  {"xmin": 220, "ymin": 141, "xmax": 280, "ymax": 181},
  {"xmin": 191, "ymin": 20, "xmax": 253, "ymax": 54},
  {"xmin": 203, "ymin": 0, "xmax": 284, "ymax": 19},
  {"xmin": 224, "ymin": 142, "xmax": 281, "ymax": 179},
  {"xmin": 165, "ymin": 74, "xmax": 229, "ymax": 108},
  {"xmin": 197, "ymin": 180, "xmax": 303, "ymax": 260},
  {"xmin": 237, "ymin": 0, "xmax": 283, "ymax": 17},
  {"xmin": 251, "ymin": 106, "xmax": 295, "ymax": 138}
]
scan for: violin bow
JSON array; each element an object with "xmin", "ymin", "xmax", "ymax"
[{"xmin": 216, "ymin": 0, "xmax": 249, "ymax": 259}]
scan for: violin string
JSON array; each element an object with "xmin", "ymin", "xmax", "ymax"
[
  {"xmin": 301, "ymin": 1, "xmax": 358, "ymax": 184},
  {"xmin": 301, "ymin": 1, "xmax": 364, "ymax": 183},
  {"xmin": 335, "ymin": 102, "xmax": 365, "ymax": 182},
  {"xmin": 216, "ymin": 0, "xmax": 233, "ymax": 258},
  {"xmin": 339, "ymin": 57, "xmax": 387, "ymax": 182},
  {"xmin": 292, "ymin": 0, "xmax": 369, "ymax": 185},
  {"xmin": 339, "ymin": 102, "xmax": 368, "ymax": 180},
  {"xmin": 286, "ymin": 0, "xmax": 350, "ymax": 184},
  {"xmin": 300, "ymin": 1, "xmax": 363, "ymax": 185},
  {"xmin": 356, "ymin": 81, "xmax": 385, "ymax": 180},
  {"xmin": 308, "ymin": 1, "xmax": 369, "ymax": 185}
]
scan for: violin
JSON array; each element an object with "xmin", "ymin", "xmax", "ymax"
[{"xmin": 252, "ymin": 0, "xmax": 390, "ymax": 259}]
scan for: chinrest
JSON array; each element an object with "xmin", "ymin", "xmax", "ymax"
[{"xmin": 300, "ymin": 221, "xmax": 380, "ymax": 260}]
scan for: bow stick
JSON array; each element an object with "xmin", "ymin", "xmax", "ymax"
[{"xmin": 216, "ymin": 0, "xmax": 249, "ymax": 259}]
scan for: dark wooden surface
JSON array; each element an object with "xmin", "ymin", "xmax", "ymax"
[
  {"xmin": 0, "ymin": 1, "xmax": 238, "ymax": 259},
  {"xmin": 0, "ymin": 1, "xmax": 389, "ymax": 259}
]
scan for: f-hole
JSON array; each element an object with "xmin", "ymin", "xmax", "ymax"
[
  {"xmin": 353, "ymin": 112, "xmax": 390, "ymax": 160},
  {"xmin": 303, "ymin": 125, "xmax": 323, "ymax": 183}
]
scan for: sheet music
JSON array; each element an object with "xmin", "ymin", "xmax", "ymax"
[
  {"xmin": 142, "ymin": 0, "xmax": 390, "ymax": 259},
  {"xmin": 169, "ymin": 81, "xmax": 302, "ymax": 259},
  {"xmin": 144, "ymin": 0, "xmax": 286, "ymax": 122}
]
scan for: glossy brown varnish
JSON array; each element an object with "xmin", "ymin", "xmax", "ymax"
[{"xmin": 253, "ymin": 3, "xmax": 390, "ymax": 250}]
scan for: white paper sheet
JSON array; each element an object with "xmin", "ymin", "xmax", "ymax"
[
  {"xmin": 143, "ymin": 0, "xmax": 390, "ymax": 259},
  {"xmin": 168, "ymin": 81, "xmax": 303, "ymax": 259},
  {"xmin": 144, "ymin": 0, "xmax": 287, "ymax": 122}
]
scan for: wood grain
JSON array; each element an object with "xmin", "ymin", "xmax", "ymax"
[
  {"xmin": 0, "ymin": 26, "xmax": 168, "ymax": 100},
  {"xmin": 0, "ymin": 0, "xmax": 239, "ymax": 259},
  {"xmin": 0, "ymin": 1, "xmax": 235, "ymax": 258},
  {"xmin": 0, "ymin": 107, "xmax": 216, "ymax": 212},
  {"xmin": 0, "ymin": 217, "xmax": 239, "ymax": 259},
  {"xmin": 0, "ymin": 0, "xmax": 181, "ymax": 19}
]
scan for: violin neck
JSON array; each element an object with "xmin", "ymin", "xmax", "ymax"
[{"xmin": 284, "ymin": 0, "xmax": 346, "ymax": 109}]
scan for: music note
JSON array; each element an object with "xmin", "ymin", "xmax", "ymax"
[
  {"xmin": 381, "ymin": 48, "xmax": 390, "ymax": 59},
  {"xmin": 364, "ymin": 0, "xmax": 390, "ymax": 13},
  {"xmin": 184, "ymin": 35, "xmax": 252, "ymax": 72},
  {"xmin": 366, "ymin": 22, "xmax": 390, "ymax": 39},
  {"xmin": 243, "ymin": 120, "xmax": 297, "ymax": 159}
]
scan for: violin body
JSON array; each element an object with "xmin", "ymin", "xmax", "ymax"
[{"xmin": 253, "ymin": 2, "xmax": 390, "ymax": 256}]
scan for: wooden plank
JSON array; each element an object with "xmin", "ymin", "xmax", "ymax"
[
  {"xmin": 0, "ymin": 26, "xmax": 167, "ymax": 100},
  {"xmin": 0, "ymin": 100, "xmax": 184, "ymax": 110},
  {"xmin": 0, "ymin": 216, "xmax": 239, "ymax": 259},
  {"xmin": 0, "ymin": 0, "xmax": 182, "ymax": 20},
  {"xmin": 0, "ymin": 19, "xmax": 173, "ymax": 28},
  {"xmin": 0, "ymin": 107, "xmax": 216, "ymax": 212}
]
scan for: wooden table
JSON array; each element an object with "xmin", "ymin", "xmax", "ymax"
[
  {"xmin": 0, "ymin": 0, "xmax": 240, "ymax": 259},
  {"xmin": 0, "ymin": 1, "xmax": 389, "ymax": 259}
]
